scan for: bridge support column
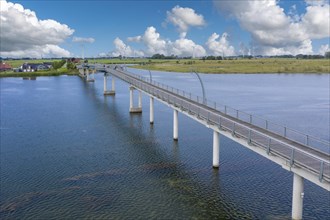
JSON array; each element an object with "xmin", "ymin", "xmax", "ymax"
[
  {"xmin": 129, "ymin": 86, "xmax": 142, "ymax": 113},
  {"xmin": 138, "ymin": 91, "xmax": 142, "ymax": 108},
  {"xmin": 213, "ymin": 130, "xmax": 220, "ymax": 169},
  {"xmin": 86, "ymin": 69, "xmax": 95, "ymax": 82},
  {"xmin": 173, "ymin": 109, "xmax": 178, "ymax": 141},
  {"xmin": 292, "ymin": 173, "xmax": 304, "ymax": 220},
  {"xmin": 104, "ymin": 75, "xmax": 115, "ymax": 95},
  {"xmin": 150, "ymin": 97, "xmax": 154, "ymax": 124}
]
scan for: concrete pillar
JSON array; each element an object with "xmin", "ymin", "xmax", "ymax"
[
  {"xmin": 104, "ymin": 75, "xmax": 115, "ymax": 95},
  {"xmin": 86, "ymin": 69, "xmax": 90, "ymax": 81},
  {"xmin": 112, "ymin": 77, "xmax": 115, "ymax": 91},
  {"xmin": 138, "ymin": 91, "xmax": 142, "ymax": 108},
  {"xmin": 213, "ymin": 130, "xmax": 220, "ymax": 169},
  {"xmin": 150, "ymin": 97, "xmax": 154, "ymax": 124},
  {"xmin": 292, "ymin": 173, "xmax": 304, "ymax": 220},
  {"xmin": 103, "ymin": 75, "xmax": 107, "ymax": 92},
  {"xmin": 129, "ymin": 86, "xmax": 142, "ymax": 113},
  {"xmin": 129, "ymin": 87, "xmax": 134, "ymax": 110},
  {"xmin": 173, "ymin": 109, "xmax": 178, "ymax": 141}
]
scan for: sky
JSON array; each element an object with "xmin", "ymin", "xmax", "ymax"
[{"xmin": 0, "ymin": 0, "xmax": 329, "ymax": 58}]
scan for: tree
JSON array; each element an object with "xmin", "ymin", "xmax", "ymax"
[
  {"xmin": 52, "ymin": 60, "xmax": 66, "ymax": 71},
  {"xmin": 67, "ymin": 61, "xmax": 76, "ymax": 70},
  {"xmin": 325, "ymin": 51, "xmax": 330, "ymax": 59}
]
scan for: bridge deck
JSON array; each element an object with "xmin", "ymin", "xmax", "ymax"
[{"xmin": 83, "ymin": 64, "xmax": 330, "ymax": 189}]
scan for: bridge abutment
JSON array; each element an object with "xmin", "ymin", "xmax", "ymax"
[
  {"xmin": 129, "ymin": 86, "xmax": 142, "ymax": 113},
  {"xmin": 104, "ymin": 75, "xmax": 115, "ymax": 95},
  {"xmin": 292, "ymin": 173, "xmax": 304, "ymax": 220},
  {"xmin": 213, "ymin": 130, "xmax": 220, "ymax": 169}
]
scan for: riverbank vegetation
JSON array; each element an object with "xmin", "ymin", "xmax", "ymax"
[{"xmin": 0, "ymin": 59, "xmax": 79, "ymax": 77}]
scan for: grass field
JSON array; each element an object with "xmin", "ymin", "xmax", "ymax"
[
  {"xmin": 1, "ymin": 58, "xmax": 329, "ymax": 77},
  {"xmin": 132, "ymin": 58, "xmax": 330, "ymax": 74}
]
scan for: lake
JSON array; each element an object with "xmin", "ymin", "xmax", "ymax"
[{"xmin": 1, "ymin": 71, "xmax": 329, "ymax": 219}]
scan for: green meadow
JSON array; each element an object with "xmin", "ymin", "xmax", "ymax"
[
  {"xmin": 1, "ymin": 58, "xmax": 329, "ymax": 77},
  {"xmin": 131, "ymin": 58, "xmax": 330, "ymax": 74}
]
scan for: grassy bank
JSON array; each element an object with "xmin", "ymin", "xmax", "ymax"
[
  {"xmin": 0, "ymin": 67, "xmax": 78, "ymax": 78},
  {"xmin": 0, "ymin": 59, "xmax": 80, "ymax": 77},
  {"xmin": 132, "ymin": 58, "xmax": 330, "ymax": 74}
]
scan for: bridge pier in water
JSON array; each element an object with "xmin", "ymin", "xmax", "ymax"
[
  {"xmin": 292, "ymin": 173, "xmax": 304, "ymax": 220},
  {"xmin": 103, "ymin": 74, "xmax": 115, "ymax": 95},
  {"xmin": 173, "ymin": 109, "xmax": 178, "ymax": 141},
  {"xmin": 129, "ymin": 86, "xmax": 142, "ymax": 113},
  {"xmin": 212, "ymin": 130, "xmax": 220, "ymax": 169},
  {"xmin": 86, "ymin": 69, "xmax": 95, "ymax": 82},
  {"xmin": 150, "ymin": 97, "xmax": 154, "ymax": 124}
]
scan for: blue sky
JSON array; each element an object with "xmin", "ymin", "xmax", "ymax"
[{"xmin": 1, "ymin": 0, "xmax": 329, "ymax": 58}]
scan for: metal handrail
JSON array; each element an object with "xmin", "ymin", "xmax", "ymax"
[
  {"xmin": 113, "ymin": 65, "xmax": 329, "ymax": 152},
  {"xmin": 94, "ymin": 64, "xmax": 330, "ymax": 158},
  {"xmin": 96, "ymin": 65, "xmax": 330, "ymax": 182}
]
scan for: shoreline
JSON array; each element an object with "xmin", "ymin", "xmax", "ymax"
[{"xmin": 0, "ymin": 70, "xmax": 79, "ymax": 78}]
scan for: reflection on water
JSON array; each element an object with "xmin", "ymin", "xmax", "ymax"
[{"xmin": 0, "ymin": 73, "xmax": 329, "ymax": 219}]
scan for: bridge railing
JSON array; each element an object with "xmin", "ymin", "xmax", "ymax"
[
  {"xmin": 139, "ymin": 75, "xmax": 330, "ymax": 181},
  {"xmin": 101, "ymin": 66, "xmax": 330, "ymax": 182},
  {"xmin": 115, "ymin": 68, "xmax": 330, "ymax": 154},
  {"xmin": 97, "ymin": 65, "xmax": 329, "ymax": 152}
]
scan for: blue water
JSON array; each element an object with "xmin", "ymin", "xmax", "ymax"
[{"xmin": 1, "ymin": 72, "xmax": 329, "ymax": 219}]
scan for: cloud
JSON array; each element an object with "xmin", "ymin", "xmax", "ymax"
[
  {"xmin": 127, "ymin": 36, "xmax": 142, "ymax": 42},
  {"xmin": 0, "ymin": 0, "xmax": 74, "ymax": 58},
  {"xmin": 72, "ymin": 37, "xmax": 95, "ymax": 43},
  {"xmin": 319, "ymin": 44, "xmax": 329, "ymax": 55},
  {"xmin": 166, "ymin": 5, "xmax": 206, "ymax": 38},
  {"xmin": 301, "ymin": 3, "xmax": 330, "ymax": 39},
  {"xmin": 126, "ymin": 26, "xmax": 206, "ymax": 57},
  {"xmin": 206, "ymin": 33, "xmax": 236, "ymax": 56},
  {"xmin": 111, "ymin": 37, "xmax": 144, "ymax": 57},
  {"xmin": 0, "ymin": 44, "xmax": 71, "ymax": 58},
  {"xmin": 214, "ymin": 0, "xmax": 330, "ymax": 55},
  {"xmin": 169, "ymin": 38, "xmax": 206, "ymax": 57}
]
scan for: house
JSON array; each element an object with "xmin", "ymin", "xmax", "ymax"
[
  {"xmin": 20, "ymin": 63, "xmax": 50, "ymax": 72},
  {"xmin": 67, "ymin": 58, "xmax": 81, "ymax": 63},
  {"xmin": 43, "ymin": 62, "xmax": 53, "ymax": 69},
  {"xmin": 0, "ymin": 62, "xmax": 12, "ymax": 72}
]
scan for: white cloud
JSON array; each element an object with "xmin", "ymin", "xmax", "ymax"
[
  {"xmin": 319, "ymin": 44, "xmax": 329, "ymax": 55},
  {"xmin": 127, "ymin": 36, "xmax": 142, "ymax": 42},
  {"xmin": 206, "ymin": 33, "xmax": 236, "ymax": 56},
  {"xmin": 166, "ymin": 5, "xmax": 206, "ymax": 38},
  {"xmin": 126, "ymin": 26, "xmax": 206, "ymax": 57},
  {"xmin": 0, "ymin": 44, "xmax": 71, "ymax": 58},
  {"xmin": 214, "ymin": 0, "xmax": 330, "ymax": 55},
  {"xmin": 111, "ymin": 37, "xmax": 144, "ymax": 57},
  {"xmin": 305, "ymin": 0, "xmax": 329, "ymax": 6},
  {"xmin": 0, "ymin": 0, "xmax": 74, "ymax": 58},
  {"xmin": 72, "ymin": 37, "xmax": 95, "ymax": 43},
  {"xmin": 169, "ymin": 38, "xmax": 206, "ymax": 57},
  {"xmin": 141, "ymin": 27, "xmax": 168, "ymax": 55},
  {"xmin": 301, "ymin": 4, "xmax": 330, "ymax": 39}
]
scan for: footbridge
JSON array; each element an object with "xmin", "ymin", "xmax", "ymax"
[{"xmin": 78, "ymin": 64, "xmax": 330, "ymax": 220}]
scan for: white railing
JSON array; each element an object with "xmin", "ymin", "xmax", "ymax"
[{"xmin": 92, "ymin": 64, "xmax": 330, "ymax": 183}]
